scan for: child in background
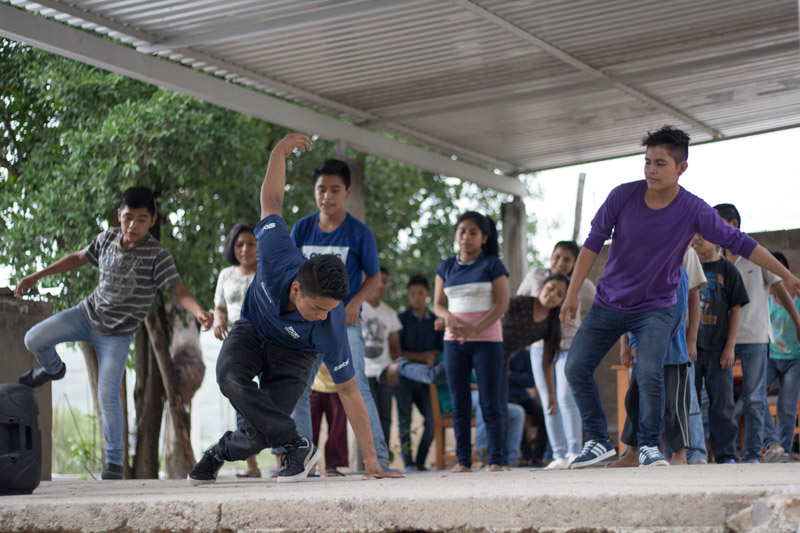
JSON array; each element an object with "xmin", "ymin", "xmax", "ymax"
[
  {"xmin": 361, "ymin": 266, "xmax": 402, "ymax": 446},
  {"xmin": 310, "ymin": 364, "xmax": 348, "ymax": 476},
  {"xmin": 714, "ymin": 203, "xmax": 800, "ymax": 463},
  {"xmin": 692, "ymin": 232, "xmax": 749, "ymax": 463},
  {"xmin": 562, "ymin": 126, "xmax": 800, "ymax": 469},
  {"xmin": 433, "ymin": 211, "xmax": 509, "ymax": 472},
  {"xmin": 760, "ymin": 251, "xmax": 800, "ymax": 463},
  {"xmin": 212, "ymin": 222, "xmax": 260, "ymax": 478},
  {"xmin": 518, "ymin": 241, "xmax": 595, "ymax": 470},
  {"xmin": 396, "ymin": 275, "xmax": 443, "ymax": 471}
]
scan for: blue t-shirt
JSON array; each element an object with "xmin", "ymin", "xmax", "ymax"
[
  {"xmin": 290, "ymin": 212, "xmax": 380, "ymax": 305},
  {"xmin": 239, "ymin": 215, "xmax": 355, "ymax": 384},
  {"xmin": 629, "ymin": 266, "xmax": 690, "ymax": 365}
]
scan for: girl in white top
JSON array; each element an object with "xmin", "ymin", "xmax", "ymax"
[
  {"xmin": 212, "ymin": 223, "xmax": 258, "ymax": 476},
  {"xmin": 517, "ymin": 241, "xmax": 596, "ymax": 470}
]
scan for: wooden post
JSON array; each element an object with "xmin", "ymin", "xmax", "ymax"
[
  {"xmin": 501, "ymin": 195, "xmax": 529, "ymax": 294},
  {"xmin": 573, "ymin": 173, "xmax": 586, "ymax": 242}
]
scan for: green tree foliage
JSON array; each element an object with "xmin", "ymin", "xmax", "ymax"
[{"xmin": 1, "ymin": 38, "xmax": 514, "ymax": 311}]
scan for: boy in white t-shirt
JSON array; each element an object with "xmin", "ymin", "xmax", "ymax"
[{"xmin": 361, "ymin": 267, "xmax": 403, "ymax": 445}]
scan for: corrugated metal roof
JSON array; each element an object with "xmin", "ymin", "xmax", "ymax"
[{"xmin": 5, "ymin": 0, "xmax": 800, "ymax": 180}]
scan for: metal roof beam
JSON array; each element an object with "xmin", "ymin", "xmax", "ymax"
[
  {"xmin": 138, "ymin": 0, "xmax": 405, "ymax": 54},
  {"xmin": 0, "ymin": 3, "xmax": 526, "ymax": 196},
  {"xmin": 453, "ymin": 0, "xmax": 724, "ymax": 140}
]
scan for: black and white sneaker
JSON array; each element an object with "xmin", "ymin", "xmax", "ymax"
[
  {"xmin": 187, "ymin": 446, "xmax": 224, "ymax": 485},
  {"xmin": 568, "ymin": 439, "xmax": 616, "ymax": 469},
  {"xmin": 638, "ymin": 445, "xmax": 668, "ymax": 467},
  {"xmin": 278, "ymin": 437, "xmax": 322, "ymax": 483}
]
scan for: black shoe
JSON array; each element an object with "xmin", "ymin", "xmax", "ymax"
[
  {"xmin": 187, "ymin": 446, "xmax": 224, "ymax": 485},
  {"xmin": 278, "ymin": 437, "xmax": 321, "ymax": 483},
  {"xmin": 101, "ymin": 463, "xmax": 124, "ymax": 480},
  {"xmin": 18, "ymin": 363, "xmax": 67, "ymax": 388}
]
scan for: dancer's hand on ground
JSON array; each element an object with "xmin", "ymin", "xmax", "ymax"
[
  {"xmin": 362, "ymin": 459, "xmax": 405, "ymax": 480},
  {"xmin": 272, "ymin": 133, "xmax": 312, "ymax": 159}
]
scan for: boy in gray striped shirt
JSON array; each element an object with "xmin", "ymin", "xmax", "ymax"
[{"xmin": 15, "ymin": 186, "xmax": 212, "ymax": 480}]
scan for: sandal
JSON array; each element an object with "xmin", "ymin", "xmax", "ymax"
[{"xmin": 325, "ymin": 468, "xmax": 345, "ymax": 477}]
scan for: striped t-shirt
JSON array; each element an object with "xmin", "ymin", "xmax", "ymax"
[
  {"xmin": 80, "ymin": 227, "xmax": 182, "ymax": 336},
  {"xmin": 435, "ymin": 254, "xmax": 508, "ymax": 343}
]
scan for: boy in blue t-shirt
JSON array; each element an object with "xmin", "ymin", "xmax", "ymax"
[
  {"xmin": 188, "ymin": 133, "xmax": 402, "ymax": 485},
  {"xmin": 278, "ymin": 155, "xmax": 391, "ymax": 467}
]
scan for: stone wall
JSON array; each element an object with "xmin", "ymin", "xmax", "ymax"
[{"xmin": 0, "ymin": 289, "xmax": 53, "ymax": 480}]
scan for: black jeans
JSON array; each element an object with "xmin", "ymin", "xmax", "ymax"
[
  {"xmin": 368, "ymin": 377, "xmax": 394, "ymax": 447},
  {"xmin": 214, "ymin": 321, "xmax": 317, "ymax": 462},
  {"xmin": 395, "ymin": 376, "xmax": 434, "ymax": 468}
]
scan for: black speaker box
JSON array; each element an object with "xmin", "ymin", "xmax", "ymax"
[{"xmin": 0, "ymin": 384, "xmax": 42, "ymax": 495}]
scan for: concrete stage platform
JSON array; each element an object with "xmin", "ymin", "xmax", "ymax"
[{"xmin": 2, "ymin": 464, "xmax": 799, "ymax": 532}]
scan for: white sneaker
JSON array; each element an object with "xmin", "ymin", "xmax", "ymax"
[
  {"xmin": 544, "ymin": 457, "xmax": 569, "ymax": 470},
  {"xmin": 566, "ymin": 453, "xmax": 579, "ymax": 466}
]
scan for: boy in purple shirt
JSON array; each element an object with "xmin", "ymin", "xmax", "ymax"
[{"xmin": 561, "ymin": 125, "xmax": 800, "ymax": 469}]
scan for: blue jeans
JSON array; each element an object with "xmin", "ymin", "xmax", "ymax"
[
  {"xmin": 735, "ymin": 343, "xmax": 769, "ymax": 461},
  {"xmin": 530, "ymin": 347, "xmax": 582, "ymax": 459},
  {"xmin": 24, "ymin": 305, "xmax": 131, "ymax": 466},
  {"xmin": 762, "ymin": 357, "xmax": 800, "ymax": 452},
  {"xmin": 565, "ymin": 304, "xmax": 673, "ymax": 446},
  {"xmin": 444, "ymin": 341, "xmax": 504, "ymax": 466},
  {"xmin": 277, "ymin": 321, "xmax": 390, "ymax": 463},
  {"xmin": 685, "ymin": 363, "xmax": 708, "ymax": 463},
  {"xmin": 695, "ymin": 348, "xmax": 737, "ymax": 462},
  {"xmin": 474, "ymin": 391, "xmax": 525, "ymax": 465}
]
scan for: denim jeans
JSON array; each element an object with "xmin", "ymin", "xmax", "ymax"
[
  {"xmin": 735, "ymin": 343, "xmax": 769, "ymax": 461},
  {"xmin": 444, "ymin": 341, "xmax": 504, "ymax": 466},
  {"xmin": 684, "ymin": 363, "xmax": 709, "ymax": 463},
  {"xmin": 24, "ymin": 305, "xmax": 131, "ymax": 466},
  {"xmin": 762, "ymin": 357, "xmax": 800, "ymax": 452},
  {"xmin": 395, "ymin": 376, "xmax": 434, "ymax": 469},
  {"xmin": 474, "ymin": 391, "xmax": 525, "ymax": 465},
  {"xmin": 276, "ymin": 321, "xmax": 390, "ymax": 463},
  {"xmin": 695, "ymin": 348, "xmax": 737, "ymax": 462},
  {"xmin": 397, "ymin": 360, "xmax": 447, "ymax": 385},
  {"xmin": 530, "ymin": 347, "xmax": 582, "ymax": 459},
  {"xmin": 565, "ymin": 304, "xmax": 673, "ymax": 446}
]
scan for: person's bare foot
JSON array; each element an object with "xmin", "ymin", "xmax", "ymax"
[
  {"xmin": 606, "ymin": 447, "xmax": 639, "ymax": 468},
  {"xmin": 452, "ymin": 464, "xmax": 471, "ymax": 473},
  {"xmin": 670, "ymin": 448, "xmax": 687, "ymax": 465}
]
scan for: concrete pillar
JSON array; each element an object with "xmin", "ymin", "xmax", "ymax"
[
  {"xmin": 501, "ymin": 196, "xmax": 529, "ymax": 294},
  {"xmin": 345, "ymin": 157, "xmax": 366, "ymax": 223},
  {"xmin": 0, "ymin": 288, "xmax": 53, "ymax": 481}
]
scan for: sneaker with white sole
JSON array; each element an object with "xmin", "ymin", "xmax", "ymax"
[
  {"xmin": 277, "ymin": 437, "xmax": 322, "ymax": 483},
  {"xmin": 638, "ymin": 445, "xmax": 668, "ymax": 467},
  {"xmin": 569, "ymin": 439, "xmax": 616, "ymax": 469},
  {"xmin": 544, "ymin": 457, "xmax": 569, "ymax": 470}
]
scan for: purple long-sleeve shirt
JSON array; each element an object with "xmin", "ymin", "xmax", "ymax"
[{"xmin": 584, "ymin": 180, "xmax": 758, "ymax": 313}]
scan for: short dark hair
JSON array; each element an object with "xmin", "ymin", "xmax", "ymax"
[
  {"xmin": 641, "ymin": 125, "xmax": 691, "ymax": 165},
  {"xmin": 222, "ymin": 223, "xmax": 256, "ymax": 266},
  {"xmin": 407, "ymin": 274, "xmax": 430, "ymax": 291},
  {"xmin": 456, "ymin": 211, "xmax": 500, "ymax": 256},
  {"xmin": 120, "ymin": 186, "xmax": 156, "ymax": 215},
  {"xmin": 541, "ymin": 273, "xmax": 570, "ymax": 365},
  {"xmin": 314, "ymin": 159, "xmax": 351, "ymax": 189},
  {"xmin": 713, "ymin": 203, "xmax": 741, "ymax": 227},
  {"xmin": 295, "ymin": 254, "xmax": 349, "ymax": 301},
  {"xmin": 553, "ymin": 241, "xmax": 580, "ymax": 262},
  {"xmin": 771, "ymin": 250, "xmax": 790, "ymax": 270}
]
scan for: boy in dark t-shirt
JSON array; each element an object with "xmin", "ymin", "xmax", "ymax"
[
  {"xmin": 691, "ymin": 232, "xmax": 749, "ymax": 463},
  {"xmin": 188, "ymin": 133, "xmax": 402, "ymax": 485}
]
